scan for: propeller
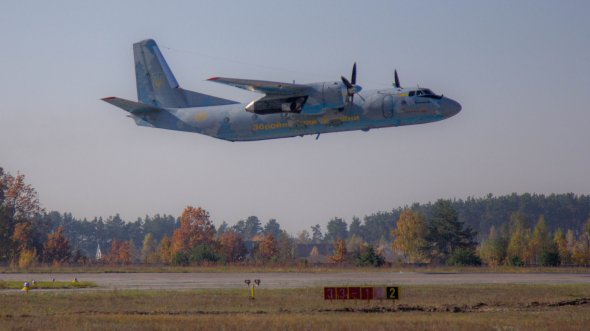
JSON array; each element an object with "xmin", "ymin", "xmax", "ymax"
[
  {"xmin": 341, "ymin": 62, "xmax": 364, "ymax": 103},
  {"xmin": 394, "ymin": 69, "xmax": 401, "ymax": 88}
]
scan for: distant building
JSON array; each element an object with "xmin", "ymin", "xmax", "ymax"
[{"xmin": 95, "ymin": 243, "xmax": 103, "ymax": 261}]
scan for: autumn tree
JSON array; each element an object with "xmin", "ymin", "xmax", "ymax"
[
  {"xmin": 0, "ymin": 170, "xmax": 45, "ymax": 262},
  {"xmin": 118, "ymin": 241, "xmax": 132, "ymax": 264},
  {"xmin": 330, "ymin": 239, "xmax": 347, "ymax": 264},
  {"xmin": 107, "ymin": 240, "xmax": 121, "ymax": 264},
  {"xmin": 572, "ymin": 232, "xmax": 590, "ymax": 266},
  {"xmin": 171, "ymin": 206, "xmax": 216, "ymax": 255},
  {"xmin": 392, "ymin": 209, "xmax": 428, "ymax": 263},
  {"xmin": 506, "ymin": 212, "xmax": 529, "ymax": 266},
  {"xmin": 43, "ymin": 226, "xmax": 71, "ymax": 264},
  {"xmin": 553, "ymin": 228, "xmax": 570, "ymax": 265},
  {"xmin": 258, "ymin": 234, "xmax": 278, "ymax": 262},
  {"xmin": 527, "ymin": 216, "xmax": 558, "ymax": 266},
  {"xmin": 218, "ymin": 231, "xmax": 246, "ymax": 263},
  {"xmin": 141, "ymin": 233, "xmax": 157, "ymax": 263},
  {"xmin": 478, "ymin": 226, "xmax": 507, "ymax": 266},
  {"xmin": 157, "ymin": 235, "xmax": 172, "ymax": 264},
  {"xmin": 309, "ymin": 246, "xmax": 320, "ymax": 263}
]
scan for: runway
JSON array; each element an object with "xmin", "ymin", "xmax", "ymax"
[{"xmin": 2, "ymin": 272, "xmax": 589, "ymax": 290}]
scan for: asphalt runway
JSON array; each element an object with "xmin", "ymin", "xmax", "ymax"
[{"xmin": 2, "ymin": 272, "xmax": 590, "ymax": 290}]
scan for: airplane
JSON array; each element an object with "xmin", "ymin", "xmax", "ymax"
[{"xmin": 102, "ymin": 39, "xmax": 461, "ymax": 142}]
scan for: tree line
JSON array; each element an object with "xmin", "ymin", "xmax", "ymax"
[{"xmin": 1, "ymin": 166, "xmax": 589, "ymax": 268}]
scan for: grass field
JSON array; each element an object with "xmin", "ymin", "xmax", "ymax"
[
  {"xmin": 0, "ymin": 280, "xmax": 97, "ymax": 290},
  {"xmin": 1, "ymin": 284, "xmax": 589, "ymax": 330}
]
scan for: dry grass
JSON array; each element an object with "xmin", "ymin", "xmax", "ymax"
[
  {"xmin": 2, "ymin": 264, "xmax": 589, "ymax": 274},
  {"xmin": 0, "ymin": 284, "xmax": 589, "ymax": 330}
]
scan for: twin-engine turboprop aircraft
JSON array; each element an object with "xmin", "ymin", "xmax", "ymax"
[{"xmin": 103, "ymin": 39, "xmax": 461, "ymax": 141}]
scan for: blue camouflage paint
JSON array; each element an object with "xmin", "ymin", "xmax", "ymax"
[{"xmin": 103, "ymin": 40, "xmax": 461, "ymax": 142}]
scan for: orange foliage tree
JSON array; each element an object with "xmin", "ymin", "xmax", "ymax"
[
  {"xmin": 43, "ymin": 226, "xmax": 71, "ymax": 264},
  {"xmin": 258, "ymin": 234, "xmax": 278, "ymax": 262},
  {"xmin": 108, "ymin": 239, "xmax": 132, "ymax": 264},
  {"xmin": 0, "ymin": 170, "xmax": 44, "ymax": 262},
  {"xmin": 171, "ymin": 206, "xmax": 216, "ymax": 255},
  {"xmin": 330, "ymin": 239, "xmax": 347, "ymax": 264},
  {"xmin": 219, "ymin": 231, "xmax": 246, "ymax": 263}
]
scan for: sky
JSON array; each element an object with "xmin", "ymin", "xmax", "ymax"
[{"xmin": 1, "ymin": 0, "xmax": 589, "ymax": 234}]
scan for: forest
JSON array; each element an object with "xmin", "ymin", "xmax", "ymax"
[{"xmin": 1, "ymin": 166, "xmax": 589, "ymax": 268}]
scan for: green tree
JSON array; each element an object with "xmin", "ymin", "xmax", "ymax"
[
  {"xmin": 243, "ymin": 216, "xmax": 262, "ymax": 240},
  {"xmin": 263, "ymin": 219, "xmax": 281, "ymax": 239},
  {"xmin": 325, "ymin": 217, "xmax": 348, "ymax": 241},
  {"xmin": 349, "ymin": 217, "xmax": 362, "ymax": 238},
  {"xmin": 425, "ymin": 200, "xmax": 477, "ymax": 264},
  {"xmin": 356, "ymin": 244, "xmax": 385, "ymax": 267},
  {"xmin": 311, "ymin": 224, "xmax": 323, "ymax": 243}
]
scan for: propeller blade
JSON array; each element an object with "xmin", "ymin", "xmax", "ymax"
[
  {"xmin": 341, "ymin": 76, "xmax": 353, "ymax": 89},
  {"xmin": 351, "ymin": 62, "xmax": 357, "ymax": 85},
  {"xmin": 394, "ymin": 70, "xmax": 400, "ymax": 88}
]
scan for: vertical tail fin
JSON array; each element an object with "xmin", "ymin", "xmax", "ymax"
[{"xmin": 134, "ymin": 39, "xmax": 237, "ymax": 108}]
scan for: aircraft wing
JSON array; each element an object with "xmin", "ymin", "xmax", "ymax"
[{"xmin": 207, "ymin": 77, "xmax": 309, "ymax": 96}]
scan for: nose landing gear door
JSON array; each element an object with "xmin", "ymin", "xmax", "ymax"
[{"xmin": 382, "ymin": 95, "xmax": 394, "ymax": 118}]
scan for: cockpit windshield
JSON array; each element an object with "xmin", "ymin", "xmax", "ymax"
[{"xmin": 408, "ymin": 89, "xmax": 441, "ymax": 99}]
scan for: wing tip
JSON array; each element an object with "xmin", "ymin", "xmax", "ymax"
[
  {"xmin": 102, "ymin": 96, "xmax": 117, "ymax": 101},
  {"xmin": 207, "ymin": 77, "xmax": 219, "ymax": 81}
]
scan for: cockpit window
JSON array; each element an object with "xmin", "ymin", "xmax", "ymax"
[{"xmin": 408, "ymin": 88, "xmax": 442, "ymax": 99}]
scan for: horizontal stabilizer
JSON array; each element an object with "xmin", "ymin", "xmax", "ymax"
[{"xmin": 101, "ymin": 97, "xmax": 162, "ymax": 114}]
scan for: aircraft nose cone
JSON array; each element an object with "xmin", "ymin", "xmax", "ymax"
[{"xmin": 441, "ymin": 98, "xmax": 461, "ymax": 117}]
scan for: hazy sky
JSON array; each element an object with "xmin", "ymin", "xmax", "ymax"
[{"xmin": 1, "ymin": 0, "xmax": 589, "ymax": 233}]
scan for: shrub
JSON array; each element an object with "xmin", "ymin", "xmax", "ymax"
[
  {"xmin": 171, "ymin": 252, "xmax": 190, "ymax": 266},
  {"xmin": 446, "ymin": 248, "xmax": 481, "ymax": 266}
]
